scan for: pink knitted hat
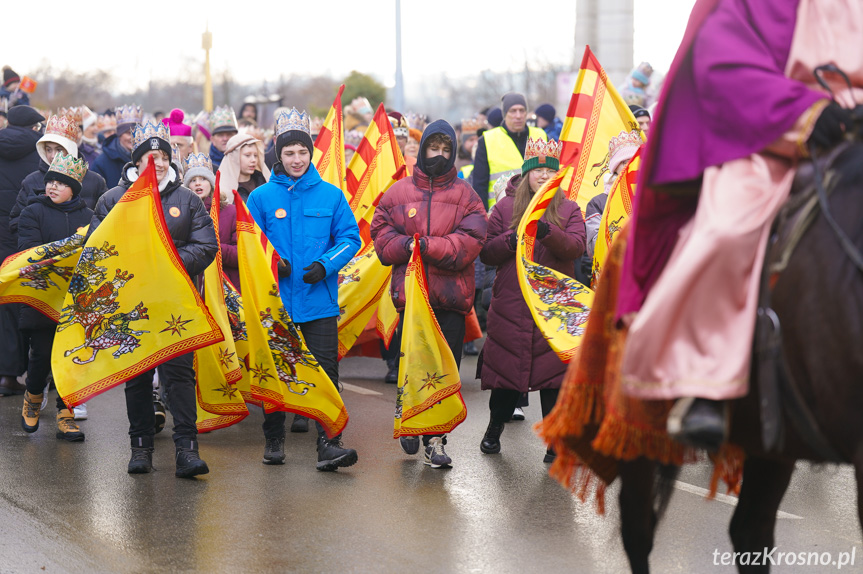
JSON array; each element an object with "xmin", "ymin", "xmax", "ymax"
[{"xmin": 162, "ymin": 108, "xmax": 192, "ymax": 138}]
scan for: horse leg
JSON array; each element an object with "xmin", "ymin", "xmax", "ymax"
[
  {"xmin": 729, "ymin": 456, "xmax": 795, "ymax": 573},
  {"xmin": 619, "ymin": 458, "xmax": 659, "ymax": 574}
]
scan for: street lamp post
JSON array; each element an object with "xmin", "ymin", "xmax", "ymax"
[
  {"xmin": 202, "ymin": 25, "xmax": 213, "ymax": 112},
  {"xmin": 394, "ymin": 0, "xmax": 404, "ymax": 111}
]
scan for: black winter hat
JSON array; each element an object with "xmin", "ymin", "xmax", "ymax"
[
  {"xmin": 3, "ymin": 66, "xmax": 20, "ymax": 88},
  {"xmin": 132, "ymin": 136, "xmax": 173, "ymax": 165},
  {"xmin": 7, "ymin": 105, "xmax": 44, "ymax": 127},
  {"xmin": 535, "ymin": 104, "xmax": 556, "ymax": 123},
  {"xmin": 43, "ymin": 171, "xmax": 82, "ymax": 196},
  {"xmin": 276, "ymin": 131, "xmax": 314, "ymax": 158}
]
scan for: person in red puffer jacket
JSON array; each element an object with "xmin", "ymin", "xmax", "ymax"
[{"xmin": 371, "ymin": 119, "xmax": 487, "ymax": 468}]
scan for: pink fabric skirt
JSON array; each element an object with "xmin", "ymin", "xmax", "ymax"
[{"xmin": 620, "ymin": 153, "xmax": 795, "ymax": 400}]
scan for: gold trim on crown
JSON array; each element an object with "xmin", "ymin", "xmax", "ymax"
[
  {"xmin": 461, "ymin": 118, "xmax": 482, "ymax": 134},
  {"xmin": 184, "ymin": 152, "xmax": 213, "ymax": 172},
  {"xmin": 608, "ymin": 130, "xmax": 643, "ymax": 156},
  {"xmin": 209, "ymin": 105, "xmax": 237, "ymax": 132},
  {"xmin": 275, "ymin": 107, "xmax": 310, "ymax": 138},
  {"xmin": 116, "ymin": 104, "xmax": 143, "ymax": 126},
  {"xmin": 524, "ymin": 137, "xmax": 561, "ymax": 162},
  {"xmin": 96, "ymin": 114, "xmax": 117, "ymax": 132},
  {"xmin": 132, "ymin": 121, "xmax": 171, "ymax": 151},
  {"xmin": 44, "ymin": 114, "xmax": 80, "ymax": 142},
  {"xmin": 48, "ymin": 151, "xmax": 87, "ymax": 183}
]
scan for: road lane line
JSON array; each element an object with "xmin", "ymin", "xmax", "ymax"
[
  {"xmin": 673, "ymin": 481, "xmax": 803, "ymax": 520},
  {"xmin": 341, "ymin": 383, "xmax": 383, "ymax": 396}
]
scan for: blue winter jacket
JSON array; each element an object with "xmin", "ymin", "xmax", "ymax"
[
  {"xmin": 246, "ymin": 163, "xmax": 360, "ymax": 323},
  {"xmin": 90, "ymin": 134, "xmax": 131, "ymax": 187},
  {"xmin": 543, "ymin": 117, "xmax": 564, "ymax": 141}
]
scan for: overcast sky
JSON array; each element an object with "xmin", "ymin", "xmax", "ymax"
[{"xmin": 9, "ymin": 0, "xmax": 696, "ymax": 93}]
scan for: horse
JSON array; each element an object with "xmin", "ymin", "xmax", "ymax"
[{"xmin": 617, "ymin": 140, "xmax": 863, "ymax": 574}]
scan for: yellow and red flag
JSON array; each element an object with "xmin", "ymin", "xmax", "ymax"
[
  {"xmin": 394, "ymin": 235, "xmax": 466, "ymax": 438},
  {"xmin": 376, "ymin": 278, "xmax": 400, "ymax": 349},
  {"xmin": 52, "ymin": 158, "xmax": 224, "ymax": 407},
  {"xmin": 195, "ymin": 183, "xmax": 249, "ymax": 432},
  {"xmin": 591, "ymin": 147, "xmax": 642, "ymax": 288},
  {"xmin": 233, "ymin": 189, "xmax": 348, "ymax": 438},
  {"xmin": 559, "ymin": 45, "xmax": 640, "ymax": 211},
  {"xmin": 0, "ymin": 227, "xmax": 87, "ymax": 320},
  {"xmin": 336, "ymin": 242, "xmax": 391, "ymax": 359},
  {"xmin": 516, "ymin": 168, "xmax": 594, "ymax": 363},
  {"xmin": 313, "ymin": 84, "xmax": 347, "ymax": 193}
]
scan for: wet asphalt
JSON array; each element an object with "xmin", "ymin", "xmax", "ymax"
[{"xmin": 0, "ymin": 349, "xmax": 860, "ymax": 574}]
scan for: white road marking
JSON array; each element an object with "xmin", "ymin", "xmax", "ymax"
[
  {"xmin": 341, "ymin": 383, "xmax": 383, "ymax": 396},
  {"xmin": 673, "ymin": 481, "xmax": 803, "ymax": 520}
]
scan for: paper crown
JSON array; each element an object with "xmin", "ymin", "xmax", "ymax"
[
  {"xmin": 132, "ymin": 120, "xmax": 171, "ymax": 150},
  {"xmin": 47, "ymin": 151, "xmax": 87, "ymax": 184},
  {"xmin": 344, "ymin": 129, "xmax": 364, "ymax": 148},
  {"xmin": 209, "ymin": 105, "xmax": 238, "ymax": 133},
  {"xmin": 524, "ymin": 137, "xmax": 562, "ymax": 162},
  {"xmin": 275, "ymin": 107, "xmax": 310, "ymax": 138},
  {"xmin": 608, "ymin": 130, "xmax": 642, "ymax": 157},
  {"xmin": 116, "ymin": 104, "xmax": 143, "ymax": 126},
  {"xmin": 462, "ymin": 118, "xmax": 483, "ymax": 134},
  {"xmin": 96, "ymin": 114, "xmax": 117, "ymax": 132},
  {"xmin": 184, "ymin": 152, "xmax": 213, "ymax": 172},
  {"xmin": 405, "ymin": 112, "xmax": 427, "ymax": 130},
  {"xmin": 45, "ymin": 114, "xmax": 81, "ymax": 142},
  {"xmin": 310, "ymin": 116, "xmax": 325, "ymax": 135},
  {"xmin": 58, "ymin": 106, "xmax": 83, "ymax": 125},
  {"xmin": 389, "ymin": 114, "xmax": 409, "ymax": 138}
]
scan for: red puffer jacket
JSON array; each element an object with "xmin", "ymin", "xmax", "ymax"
[{"xmin": 371, "ymin": 165, "xmax": 487, "ymax": 315}]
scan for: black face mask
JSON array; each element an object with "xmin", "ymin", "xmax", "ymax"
[{"xmin": 424, "ymin": 154, "xmax": 449, "ymax": 177}]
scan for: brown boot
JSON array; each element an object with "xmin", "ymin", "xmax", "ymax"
[
  {"xmin": 56, "ymin": 409, "xmax": 85, "ymax": 442},
  {"xmin": 1, "ymin": 375, "xmax": 26, "ymax": 396},
  {"xmin": 21, "ymin": 391, "xmax": 43, "ymax": 433}
]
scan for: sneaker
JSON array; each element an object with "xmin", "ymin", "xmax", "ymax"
[
  {"xmin": 290, "ymin": 413, "xmax": 309, "ymax": 433},
  {"xmin": 399, "ymin": 435, "xmax": 420, "ymax": 455},
  {"xmin": 21, "ymin": 391, "xmax": 43, "ymax": 433},
  {"xmin": 480, "ymin": 420, "xmax": 505, "ymax": 454},
  {"xmin": 56, "ymin": 409, "xmax": 85, "ymax": 442},
  {"xmin": 511, "ymin": 407, "xmax": 526, "ymax": 421},
  {"xmin": 175, "ymin": 439, "xmax": 209, "ymax": 478},
  {"xmin": 316, "ymin": 435, "xmax": 358, "ymax": 471},
  {"xmin": 263, "ymin": 436, "xmax": 286, "ymax": 465},
  {"xmin": 128, "ymin": 437, "xmax": 154, "ymax": 474},
  {"xmin": 73, "ymin": 403, "xmax": 88, "ymax": 420},
  {"xmin": 0, "ymin": 375, "xmax": 26, "ymax": 396},
  {"xmin": 424, "ymin": 436, "xmax": 452, "ymax": 468},
  {"xmin": 153, "ymin": 392, "xmax": 166, "ymax": 434}
]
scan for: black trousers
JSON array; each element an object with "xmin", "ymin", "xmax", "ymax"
[
  {"xmin": 125, "ymin": 352, "xmax": 196, "ymax": 444},
  {"xmin": 0, "ymin": 304, "xmax": 27, "ymax": 376},
  {"xmin": 262, "ymin": 316, "xmax": 341, "ymax": 440},
  {"xmin": 489, "ymin": 387, "xmax": 560, "ymax": 425},
  {"xmin": 22, "ymin": 328, "xmax": 67, "ymax": 411}
]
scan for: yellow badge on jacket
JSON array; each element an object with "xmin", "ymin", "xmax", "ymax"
[
  {"xmin": 169, "ymin": 207, "xmax": 181, "ymax": 217},
  {"xmin": 275, "ymin": 208, "xmax": 287, "ymax": 219},
  {"xmin": 408, "ymin": 208, "xmax": 417, "ymax": 218}
]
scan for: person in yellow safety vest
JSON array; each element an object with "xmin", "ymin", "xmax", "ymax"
[{"xmin": 471, "ymin": 93, "xmax": 546, "ymax": 210}]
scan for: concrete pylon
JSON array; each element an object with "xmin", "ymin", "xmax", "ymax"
[{"xmin": 575, "ymin": 0, "xmax": 634, "ymax": 84}]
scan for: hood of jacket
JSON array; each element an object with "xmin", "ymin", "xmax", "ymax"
[
  {"xmin": 269, "ymin": 160, "xmax": 324, "ymax": 192},
  {"xmin": 101, "ymin": 134, "xmax": 132, "ymax": 163},
  {"xmin": 0, "ymin": 125, "xmax": 42, "ymax": 161},
  {"xmin": 415, "ymin": 119, "xmax": 458, "ymax": 176},
  {"xmin": 120, "ymin": 162, "xmax": 181, "ymax": 193}
]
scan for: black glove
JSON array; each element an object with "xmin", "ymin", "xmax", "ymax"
[
  {"xmin": 277, "ymin": 258, "xmax": 291, "ymax": 278},
  {"xmin": 418, "ymin": 237, "xmax": 428, "ymax": 254},
  {"xmin": 536, "ymin": 220, "xmax": 550, "ymax": 239},
  {"xmin": 507, "ymin": 231, "xmax": 518, "ymax": 251},
  {"xmin": 809, "ymin": 101, "xmax": 850, "ymax": 150},
  {"xmin": 302, "ymin": 262, "xmax": 326, "ymax": 284}
]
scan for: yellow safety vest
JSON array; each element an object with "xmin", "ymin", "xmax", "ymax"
[
  {"xmin": 484, "ymin": 125, "xmax": 546, "ymax": 207},
  {"xmin": 459, "ymin": 164, "xmax": 474, "ymax": 180}
]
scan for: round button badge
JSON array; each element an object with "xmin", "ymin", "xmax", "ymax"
[
  {"xmin": 275, "ymin": 208, "xmax": 287, "ymax": 219},
  {"xmin": 169, "ymin": 207, "xmax": 181, "ymax": 217},
  {"xmin": 408, "ymin": 208, "xmax": 417, "ymax": 218}
]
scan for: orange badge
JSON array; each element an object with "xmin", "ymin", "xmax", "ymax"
[
  {"xmin": 408, "ymin": 208, "xmax": 417, "ymax": 218},
  {"xmin": 275, "ymin": 208, "xmax": 287, "ymax": 219},
  {"xmin": 169, "ymin": 207, "xmax": 181, "ymax": 217}
]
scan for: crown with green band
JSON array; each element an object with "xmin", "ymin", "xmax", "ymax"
[
  {"xmin": 47, "ymin": 151, "xmax": 87, "ymax": 184},
  {"xmin": 522, "ymin": 137, "xmax": 561, "ymax": 174},
  {"xmin": 209, "ymin": 105, "xmax": 238, "ymax": 132}
]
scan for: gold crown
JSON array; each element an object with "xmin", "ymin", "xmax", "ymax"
[
  {"xmin": 608, "ymin": 130, "xmax": 643, "ymax": 157},
  {"xmin": 96, "ymin": 114, "xmax": 117, "ymax": 132},
  {"xmin": 116, "ymin": 104, "xmax": 143, "ymax": 126},
  {"xmin": 462, "ymin": 118, "xmax": 482, "ymax": 134},
  {"xmin": 58, "ymin": 106, "xmax": 84, "ymax": 125},
  {"xmin": 184, "ymin": 152, "xmax": 213, "ymax": 172},
  {"xmin": 275, "ymin": 107, "xmax": 310, "ymax": 138},
  {"xmin": 45, "ymin": 114, "xmax": 81, "ymax": 142},
  {"xmin": 524, "ymin": 137, "xmax": 561, "ymax": 161},
  {"xmin": 209, "ymin": 105, "xmax": 237, "ymax": 132},
  {"xmin": 131, "ymin": 120, "xmax": 171, "ymax": 150},
  {"xmin": 47, "ymin": 151, "xmax": 87, "ymax": 183}
]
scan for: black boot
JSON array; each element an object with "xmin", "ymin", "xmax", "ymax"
[
  {"xmin": 175, "ymin": 438, "xmax": 209, "ymax": 478},
  {"xmin": 384, "ymin": 359, "xmax": 398, "ymax": 384},
  {"xmin": 316, "ymin": 434, "xmax": 358, "ymax": 471},
  {"xmin": 128, "ymin": 436, "xmax": 154, "ymax": 474},
  {"xmin": 667, "ymin": 397, "xmax": 727, "ymax": 452},
  {"xmin": 290, "ymin": 413, "xmax": 309, "ymax": 433},
  {"xmin": 480, "ymin": 419, "xmax": 505, "ymax": 454},
  {"xmin": 463, "ymin": 341, "xmax": 478, "ymax": 356},
  {"xmin": 263, "ymin": 435, "xmax": 286, "ymax": 465}
]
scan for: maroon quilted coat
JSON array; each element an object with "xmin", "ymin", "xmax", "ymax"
[
  {"xmin": 371, "ymin": 123, "xmax": 487, "ymax": 315},
  {"xmin": 204, "ymin": 196, "xmax": 240, "ymax": 293},
  {"xmin": 479, "ymin": 175, "xmax": 586, "ymax": 392}
]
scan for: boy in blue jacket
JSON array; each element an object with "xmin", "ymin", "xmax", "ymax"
[{"xmin": 246, "ymin": 107, "xmax": 361, "ymax": 471}]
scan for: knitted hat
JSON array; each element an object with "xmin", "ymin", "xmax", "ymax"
[
  {"xmin": 501, "ymin": 92, "xmax": 527, "ymax": 116},
  {"xmin": 521, "ymin": 137, "xmax": 561, "ymax": 175},
  {"xmin": 486, "ymin": 107, "xmax": 502, "ymax": 128},
  {"xmin": 630, "ymin": 62, "xmax": 653, "ymax": 86},
  {"xmin": 163, "ymin": 108, "xmax": 192, "ymax": 138},
  {"xmin": 534, "ymin": 104, "xmax": 556, "ymax": 123},
  {"xmin": 628, "ymin": 104, "xmax": 650, "ymax": 119},
  {"xmin": 408, "ymin": 128, "xmax": 422, "ymax": 142},
  {"xmin": 6, "ymin": 105, "xmax": 44, "ymax": 127},
  {"xmin": 2, "ymin": 66, "xmax": 20, "ymax": 88},
  {"xmin": 131, "ymin": 121, "xmax": 172, "ymax": 164},
  {"xmin": 274, "ymin": 107, "xmax": 313, "ymax": 157},
  {"xmin": 115, "ymin": 104, "xmax": 143, "ymax": 136},
  {"xmin": 608, "ymin": 130, "xmax": 642, "ymax": 176},
  {"xmin": 37, "ymin": 114, "xmax": 80, "ymax": 165},
  {"xmin": 43, "ymin": 152, "xmax": 87, "ymax": 196},
  {"xmin": 209, "ymin": 105, "xmax": 238, "ymax": 135},
  {"xmin": 183, "ymin": 153, "xmax": 215, "ymax": 188}
]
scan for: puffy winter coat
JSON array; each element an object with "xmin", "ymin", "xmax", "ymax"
[
  {"xmin": 90, "ymin": 134, "xmax": 131, "ymax": 188},
  {"xmin": 10, "ymin": 161, "xmax": 107, "ymax": 233},
  {"xmin": 17, "ymin": 195, "xmax": 93, "ymax": 330},
  {"xmin": 90, "ymin": 164, "xmax": 217, "ymax": 279},
  {"xmin": 371, "ymin": 120, "xmax": 487, "ymax": 315},
  {"xmin": 479, "ymin": 175, "xmax": 586, "ymax": 392},
  {"xmin": 0, "ymin": 124, "xmax": 41, "ymax": 260},
  {"xmin": 246, "ymin": 162, "xmax": 360, "ymax": 323},
  {"xmin": 203, "ymin": 196, "xmax": 240, "ymax": 293}
]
